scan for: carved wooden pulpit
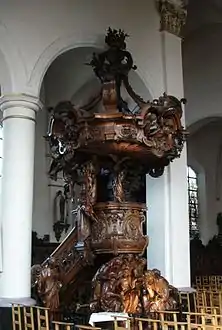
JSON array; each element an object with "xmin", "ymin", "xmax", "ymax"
[{"xmin": 33, "ymin": 28, "xmax": 187, "ymax": 315}]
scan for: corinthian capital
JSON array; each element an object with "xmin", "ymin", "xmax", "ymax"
[{"xmin": 156, "ymin": 0, "xmax": 187, "ymax": 37}]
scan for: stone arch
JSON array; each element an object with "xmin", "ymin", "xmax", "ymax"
[
  {"xmin": 27, "ymin": 33, "xmax": 155, "ymax": 98},
  {"xmin": 187, "ymin": 116, "xmax": 222, "ymax": 136}
]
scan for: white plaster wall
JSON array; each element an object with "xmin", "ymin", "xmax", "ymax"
[
  {"xmin": 32, "ymin": 105, "xmax": 51, "ymax": 238},
  {"xmin": 0, "ymin": 0, "xmax": 164, "ymax": 99},
  {"xmin": 187, "ymin": 120, "xmax": 222, "ymax": 244},
  {"xmin": 0, "ymin": 50, "xmax": 12, "ymax": 94},
  {"xmin": 32, "ymin": 96, "xmax": 77, "ymax": 242},
  {"xmin": 44, "ymin": 47, "xmax": 97, "ymax": 107},
  {"xmin": 45, "ymin": 46, "xmax": 152, "ymax": 108}
]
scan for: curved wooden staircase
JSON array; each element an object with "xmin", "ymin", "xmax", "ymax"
[{"xmin": 32, "ymin": 210, "xmax": 110, "ymax": 315}]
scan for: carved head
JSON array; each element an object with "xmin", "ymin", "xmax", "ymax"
[
  {"xmin": 31, "ymin": 264, "xmax": 42, "ymax": 287},
  {"xmin": 122, "ymin": 266, "xmax": 131, "ymax": 277},
  {"xmin": 143, "ymin": 270, "xmax": 155, "ymax": 284},
  {"xmin": 127, "ymin": 254, "xmax": 135, "ymax": 262}
]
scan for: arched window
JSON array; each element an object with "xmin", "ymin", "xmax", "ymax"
[{"xmin": 187, "ymin": 166, "xmax": 200, "ymax": 239}]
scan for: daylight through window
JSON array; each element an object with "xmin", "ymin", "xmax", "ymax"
[{"xmin": 187, "ymin": 166, "xmax": 200, "ymax": 239}]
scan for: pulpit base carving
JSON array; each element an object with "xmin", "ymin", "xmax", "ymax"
[{"xmin": 90, "ymin": 254, "xmax": 180, "ymax": 315}]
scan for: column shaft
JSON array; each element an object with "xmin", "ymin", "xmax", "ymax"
[
  {"xmin": 147, "ymin": 31, "xmax": 190, "ymax": 288},
  {"xmin": 0, "ymin": 95, "xmax": 41, "ymax": 304}
]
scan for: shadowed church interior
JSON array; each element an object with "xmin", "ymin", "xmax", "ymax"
[{"xmin": 0, "ymin": 1, "xmax": 222, "ymax": 329}]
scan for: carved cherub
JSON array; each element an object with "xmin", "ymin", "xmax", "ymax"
[
  {"xmin": 142, "ymin": 269, "xmax": 170, "ymax": 312},
  {"xmin": 113, "ymin": 169, "xmax": 125, "ymax": 202}
]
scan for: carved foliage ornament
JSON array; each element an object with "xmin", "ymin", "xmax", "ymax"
[{"xmin": 156, "ymin": 0, "xmax": 188, "ymax": 37}]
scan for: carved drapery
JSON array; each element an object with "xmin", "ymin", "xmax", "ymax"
[{"xmin": 156, "ymin": 0, "xmax": 187, "ymax": 37}]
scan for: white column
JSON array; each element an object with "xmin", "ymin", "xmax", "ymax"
[
  {"xmin": 147, "ymin": 29, "xmax": 191, "ymax": 289},
  {"xmin": 0, "ymin": 94, "xmax": 42, "ymax": 305}
]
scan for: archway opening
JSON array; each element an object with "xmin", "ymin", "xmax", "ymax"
[{"xmin": 187, "ymin": 117, "xmax": 222, "ymax": 244}]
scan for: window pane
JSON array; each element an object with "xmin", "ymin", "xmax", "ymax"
[
  {"xmin": 188, "ymin": 166, "xmax": 196, "ymax": 178},
  {"xmin": 187, "ymin": 166, "xmax": 200, "ymax": 239}
]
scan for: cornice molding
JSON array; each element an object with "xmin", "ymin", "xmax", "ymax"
[{"xmin": 0, "ymin": 94, "xmax": 43, "ymax": 113}]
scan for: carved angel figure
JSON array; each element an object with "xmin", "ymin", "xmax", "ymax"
[
  {"xmin": 82, "ymin": 160, "xmax": 97, "ymax": 218},
  {"xmin": 113, "ymin": 169, "xmax": 125, "ymax": 202},
  {"xmin": 142, "ymin": 269, "xmax": 174, "ymax": 312},
  {"xmin": 117, "ymin": 266, "xmax": 141, "ymax": 314}
]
